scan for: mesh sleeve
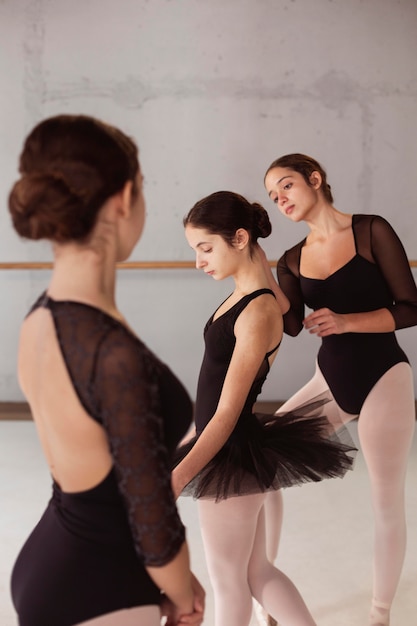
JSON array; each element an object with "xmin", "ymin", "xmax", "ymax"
[
  {"xmin": 94, "ymin": 328, "xmax": 186, "ymax": 567},
  {"xmin": 369, "ymin": 216, "xmax": 417, "ymax": 329},
  {"xmin": 277, "ymin": 247, "xmax": 305, "ymax": 336}
]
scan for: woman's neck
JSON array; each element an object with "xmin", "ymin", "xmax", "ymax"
[
  {"xmin": 232, "ymin": 253, "xmax": 270, "ymax": 296},
  {"xmin": 47, "ymin": 243, "xmax": 119, "ymax": 317},
  {"xmin": 305, "ymin": 204, "xmax": 351, "ymax": 241}
]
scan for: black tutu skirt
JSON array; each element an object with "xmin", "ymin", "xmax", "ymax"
[{"xmin": 173, "ymin": 393, "xmax": 357, "ymax": 501}]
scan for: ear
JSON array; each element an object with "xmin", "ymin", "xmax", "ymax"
[
  {"xmin": 234, "ymin": 228, "xmax": 250, "ymax": 250},
  {"xmin": 309, "ymin": 170, "xmax": 322, "ymax": 190},
  {"xmin": 116, "ymin": 180, "xmax": 134, "ymax": 219}
]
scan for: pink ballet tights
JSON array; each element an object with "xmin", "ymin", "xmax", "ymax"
[
  {"xmin": 198, "ymin": 492, "xmax": 316, "ymax": 626},
  {"xmin": 276, "ymin": 362, "xmax": 415, "ymax": 625}
]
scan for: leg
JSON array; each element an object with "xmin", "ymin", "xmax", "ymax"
[
  {"xmin": 198, "ymin": 494, "xmax": 316, "ymax": 626},
  {"xmin": 253, "ymin": 490, "xmax": 283, "ymax": 626},
  {"xmin": 76, "ymin": 605, "xmax": 160, "ymax": 625},
  {"xmin": 263, "ymin": 490, "xmax": 284, "ymax": 561},
  {"xmin": 358, "ymin": 363, "xmax": 415, "ymax": 625},
  {"xmin": 278, "ymin": 362, "xmax": 355, "ymax": 428},
  {"xmin": 248, "ymin": 504, "xmax": 316, "ymax": 626},
  {"xmin": 198, "ymin": 494, "xmax": 262, "ymax": 626}
]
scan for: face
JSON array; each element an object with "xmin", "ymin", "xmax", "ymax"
[
  {"xmin": 185, "ymin": 224, "xmax": 239, "ymax": 281},
  {"xmin": 264, "ymin": 167, "xmax": 320, "ymax": 222}
]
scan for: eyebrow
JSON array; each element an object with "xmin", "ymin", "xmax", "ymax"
[
  {"xmin": 268, "ymin": 175, "xmax": 292, "ymax": 197},
  {"xmin": 192, "ymin": 241, "xmax": 212, "ymax": 249}
]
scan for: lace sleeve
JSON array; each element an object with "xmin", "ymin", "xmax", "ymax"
[
  {"xmin": 94, "ymin": 327, "xmax": 186, "ymax": 567},
  {"xmin": 369, "ymin": 216, "xmax": 417, "ymax": 329},
  {"xmin": 277, "ymin": 244, "xmax": 305, "ymax": 336}
]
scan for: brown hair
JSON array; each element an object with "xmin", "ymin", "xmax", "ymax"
[
  {"xmin": 8, "ymin": 114, "xmax": 139, "ymax": 242},
  {"xmin": 184, "ymin": 191, "xmax": 271, "ymax": 256},
  {"xmin": 264, "ymin": 153, "xmax": 333, "ymax": 203}
]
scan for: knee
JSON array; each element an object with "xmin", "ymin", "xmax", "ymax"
[
  {"xmin": 248, "ymin": 561, "xmax": 274, "ymax": 596},
  {"xmin": 371, "ymin": 490, "xmax": 406, "ymax": 525}
]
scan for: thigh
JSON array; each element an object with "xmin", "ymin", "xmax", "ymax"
[
  {"xmin": 76, "ymin": 605, "xmax": 160, "ymax": 626},
  {"xmin": 278, "ymin": 361, "xmax": 355, "ymax": 427},
  {"xmin": 198, "ymin": 493, "xmax": 266, "ymax": 573},
  {"xmin": 358, "ymin": 362, "xmax": 415, "ymax": 481}
]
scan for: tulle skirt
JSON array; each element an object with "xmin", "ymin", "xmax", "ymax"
[{"xmin": 173, "ymin": 393, "xmax": 357, "ymax": 501}]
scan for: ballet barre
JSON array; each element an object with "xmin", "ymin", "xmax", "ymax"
[{"xmin": 0, "ymin": 260, "xmax": 416, "ymax": 270}]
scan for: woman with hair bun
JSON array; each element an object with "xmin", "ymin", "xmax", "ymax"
[
  {"xmin": 9, "ymin": 115, "xmax": 204, "ymax": 626},
  {"xmin": 264, "ymin": 153, "xmax": 417, "ymax": 626},
  {"xmin": 172, "ymin": 191, "xmax": 356, "ymax": 626}
]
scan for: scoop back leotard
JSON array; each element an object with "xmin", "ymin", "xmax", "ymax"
[
  {"xmin": 277, "ymin": 214, "xmax": 417, "ymax": 414},
  {"xmin": 174, "ymin": 288, "xmax": 356, "ymax": 501},
  {"xmin": 11, "ymin": 294, "xmax": 192, "ymax": 626}
]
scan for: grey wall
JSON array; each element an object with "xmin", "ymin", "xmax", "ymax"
[{"xmin": 1, "ymin": 0, "xmax": 416, "ymax": 402}]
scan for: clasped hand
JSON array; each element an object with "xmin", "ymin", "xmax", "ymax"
[
  {"xmin": 303, "ymin": 307, "xmax": 348, "ymax": 337},
  {"xmin": 161, "ymin": 574, "xmax": 205, "ymax": 625}
]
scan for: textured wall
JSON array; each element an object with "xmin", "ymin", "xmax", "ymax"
[{"xmin": 0, "ymin": 0, "xmax": 416, "ymax": 401}]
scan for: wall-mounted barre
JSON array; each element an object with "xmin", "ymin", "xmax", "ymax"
[{"xmin": 0, "ymin": 260, "xmax": 416, "ymax": 270}]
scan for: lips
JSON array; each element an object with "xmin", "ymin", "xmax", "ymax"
[{"xmin": 285, "ymin": 205, "xmax": 295, "ymax": 215}]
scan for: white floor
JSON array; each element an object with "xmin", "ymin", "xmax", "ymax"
[{"xmin": 1, "ymin": 421, "xmax": 416, "ymax": 626}]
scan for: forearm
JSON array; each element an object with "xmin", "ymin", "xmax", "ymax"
[
  {"xmin": 341, "ymin": 308, "xmax": 396, "ymax": 333},
  {"xmin": 174, "ymin": 410, "xmax": 236, "ymax": 492},
  {"xmin": 147, "ymin": 541, "xmax": 193, "ymax": 611}
]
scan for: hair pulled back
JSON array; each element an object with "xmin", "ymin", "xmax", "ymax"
[
  {"xmin": 265, "ymin": 153, "xmax": 333, "ymax": 203},
  {"xmin": 8, "ymin": 114, "xmax": 139, "ymax": 242},
  {"xmin": 184, "ymin": 191, "xmax": 271, "ymax": 255}
]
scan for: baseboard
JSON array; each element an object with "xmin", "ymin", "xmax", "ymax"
[{"xmin": 0, "ymin": 400, "xmax": 416, "ymax": 421}]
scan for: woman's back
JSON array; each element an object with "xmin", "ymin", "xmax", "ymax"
[{"xmin": 19, "ymin": 300, "xmax": 112, "ymax": 493}]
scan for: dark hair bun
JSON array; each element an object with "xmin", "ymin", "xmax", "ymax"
[
  {"xmin": 252, "ymin": 202, "xmax": 272, "ymax": 239},
  {"xmin": 8, "ymin": 114, "xmax": 139, "ymax": 243},
  {"xmin": 9, "ymin": 170, "xmax": 100, "ymax": 242}
]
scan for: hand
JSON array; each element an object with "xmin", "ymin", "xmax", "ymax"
[
  {"xmin": 303, "ymin": 307, "xmax": 348, "ymax": 337},
  {"xmin": 161, "ymin": 573, "xmax": 205, "ymax": 625}
]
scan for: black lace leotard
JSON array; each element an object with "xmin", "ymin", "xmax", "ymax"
[
  {"xmin": 11, "ymin": 294, "xmax": 192, "ymax": 626},
  {"xmin": 277, "ymin": 214, "xmax": 417, "ymax": 414},
  {"xmin": 175, "ymin": 289, "xmax": 356, "ymax": 501}
]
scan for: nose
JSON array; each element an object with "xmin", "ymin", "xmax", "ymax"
[
  {"xmin": 196, "ymin": 252, "xmax": 206, "ymax": 269},
  {"xmin": 278, "ymin": 192, "xmax": 287, "ymax": 207}
]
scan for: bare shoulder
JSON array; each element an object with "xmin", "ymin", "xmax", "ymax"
[
  {"xmin": 248, "ymin": 292, "xmax": 282, "ymax": 317},
  {"xmin": 235, "ymin": 292, "xmax": 283, "ymax": 336}
]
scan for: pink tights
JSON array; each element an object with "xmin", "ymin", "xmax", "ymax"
[
  {"xmin": 276, "ymin": 361, "xmax": 415, "ymax": 624},
  {"xmin": 198, "ymin": 492, "xmax": 316, "ymax": 626}
]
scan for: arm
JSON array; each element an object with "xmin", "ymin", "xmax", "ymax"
[
  {"xmin": 96, "ymin": 332, "xmax": 203, "ymax": 621},
  {"xmin": 276, "ymin": 248, "xmax": 305, "ymax": 336},
  {"xmin": 172, "ymin": 297, "xmax": 282, "ymax": 497},
  {"xmin": 304, "ymin": 216, "xmax": 417, "ymax": 336},
  {"xmin": 370, "ymin": 215, "xmax": 417, "ymax": 328}
]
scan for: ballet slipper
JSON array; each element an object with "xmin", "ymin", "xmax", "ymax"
[
  {"xmin": 369, "ymin": 598, "xmax": 390, "ymax": 626},
  {"xmin": 252, "ymin": 599, "xmax": 278, "ymax": 626}
]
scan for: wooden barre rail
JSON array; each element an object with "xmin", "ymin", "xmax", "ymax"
[{"xmin": 0, "ymin": 260, "xmax": 416, "ymax": 270}]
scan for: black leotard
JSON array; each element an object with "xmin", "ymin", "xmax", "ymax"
[
  {"xmin": 11, "ymin": 294, "xmax": 192, "ymax": 626},
  {"xmin": 277, "ymin": 214, "xmax": 417, "ymax": 414},
  {"xmin": 174, "ymin": 289, "xmax": 356, "ymax": 501}
]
